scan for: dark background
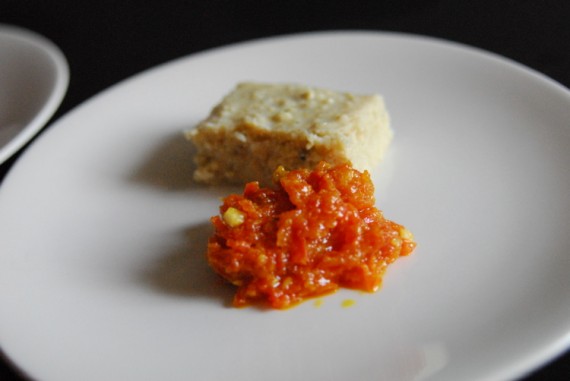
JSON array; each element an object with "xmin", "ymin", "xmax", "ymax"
[{"xmin": 1, "ymin": 1, "xmax": 569, "ymax": 380}]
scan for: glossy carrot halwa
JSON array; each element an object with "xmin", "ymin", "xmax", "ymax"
[{"xmin": 207, "ymin": 162, "xmax": 416, "ymax": 309}]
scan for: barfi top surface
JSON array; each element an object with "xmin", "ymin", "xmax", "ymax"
[{"xmin": 197, "ymin": 82, "xmax": 382, "ymax": 137}]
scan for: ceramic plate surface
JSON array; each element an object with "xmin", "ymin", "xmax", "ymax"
[
  {"xmin": 0, "ymin": 25, "xmax": 69, "ymax": 164},
  {"xmin": 1, "ymin": 31, "xmax": 569, "ymax": 381}
]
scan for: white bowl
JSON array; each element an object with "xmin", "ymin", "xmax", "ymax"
[{"xmin": 0, "ymin": 25, "xmax": 69, "ymax": 164}]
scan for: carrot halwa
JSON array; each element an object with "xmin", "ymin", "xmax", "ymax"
[{"xmin": 207, "ymin": 162, "xmax": 416, "ymax": 309}]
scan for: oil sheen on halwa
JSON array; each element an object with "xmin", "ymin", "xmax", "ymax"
[{"xmin": 207, "ymin": 162, "xmax": 416, "ymax": 309}]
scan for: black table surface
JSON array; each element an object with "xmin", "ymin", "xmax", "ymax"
[{"xmin": 1, "ymin": 1, "xmax": 569, "ymax": 380}]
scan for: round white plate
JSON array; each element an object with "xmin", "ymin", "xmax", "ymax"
[
  {"xmin": 1, "ymin": 31, "xmax": 569, "ymax": 381},
  {"xmin": 0, "ymin": 25, "xmax": 69, "ymax": 164}
]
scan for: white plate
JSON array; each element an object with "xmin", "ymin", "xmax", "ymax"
[
  {"xmin": 1, "ymin": 31, "xmax": 570, "ymax": 381},
  {"xmin": 0, "ymin": 25, "xmax": 69, "ymax": 164}
]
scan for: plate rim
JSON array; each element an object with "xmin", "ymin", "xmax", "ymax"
[{"xmin": 0, "ymin": 24, "xmax": 70, "ymax": 165}]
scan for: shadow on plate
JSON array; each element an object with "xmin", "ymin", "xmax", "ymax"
[
  {"xmin": 130, "ymin": 130, "xmax": 199, "ymax": 191},
  {"xmin": 141, "ymin": 222, "xmax": 235, "ymax": 307}
]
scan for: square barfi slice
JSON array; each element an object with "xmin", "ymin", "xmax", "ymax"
[{"xmin": 186, "ymin": 82, "xmax": 392, "ymax": 185}]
